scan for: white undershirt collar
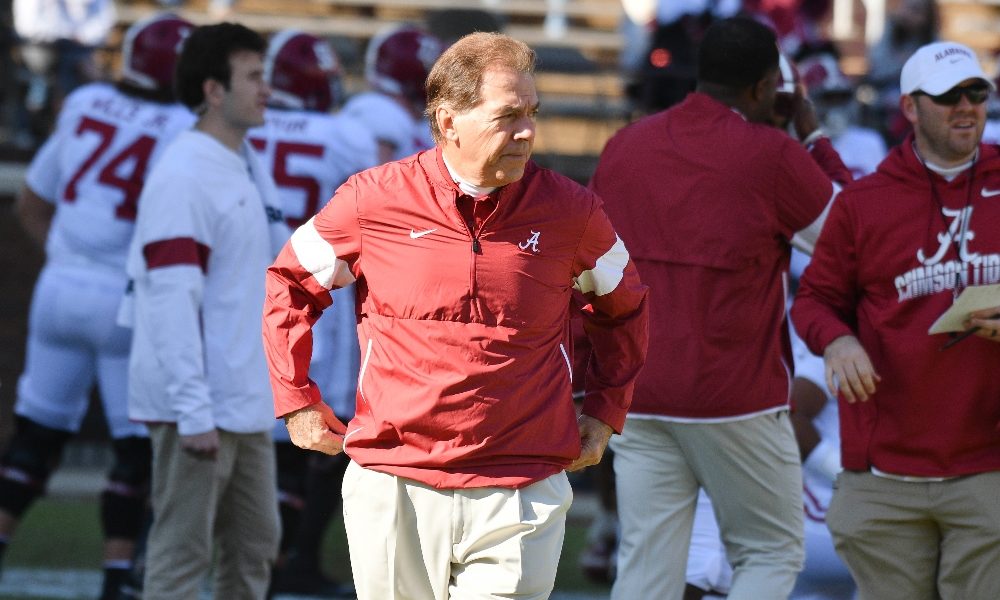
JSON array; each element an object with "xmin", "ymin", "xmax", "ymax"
[
  {"xmin": 442, "ymin": 155, "xmax": 497, "ymax": 197},
  {"xmin": 914, "ymin": 142, "xmax": 976, "ymax": 182}
]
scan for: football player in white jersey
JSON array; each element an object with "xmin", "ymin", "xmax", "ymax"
[
  {"xmin": 798, "ymin": 52, "xmax": 888, "ymax": 178},
  {"xmin": 250, "ymin": 29, "xmax": 378, "ymax": 229},
  {"xmin": 341, "ymin": 24, "xmax": 444, "ymax": 163},
  {"xmin": 248, "ymin": 29, "xmax": 377, "ymax": 598},
  {"xmin": 0, "ymin": 13, "xmax": 194, "ymax": 600}
]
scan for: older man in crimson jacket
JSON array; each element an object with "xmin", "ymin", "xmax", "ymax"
[
  {"xmin": 261, "ymin": 31, "xmax": 648, "ymax": 600},
  {"xmin": 792, "ymin": 41, "xmax": 1000, "ymax": 599}
]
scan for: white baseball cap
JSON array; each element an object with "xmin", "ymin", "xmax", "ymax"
[{"xmin": 900, "ymin": 41, "xmax": 995, "ymax": 96}]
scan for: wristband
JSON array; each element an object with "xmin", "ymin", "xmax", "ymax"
[
  {"xmin": 804, "ymin": 437, "xmax": 841, "ymax": 482},
  {"xmin": 801, "ymin": 129, "xmax": 826, "ymax": 147}
]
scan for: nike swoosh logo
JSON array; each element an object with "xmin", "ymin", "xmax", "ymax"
[
  {"xmin": 409, "ymin": 228, "xmax": 437, "ymax": 239},
  {"xmin": 982, "ymin": 187, "xmax": 1000, "ymax": 198}
]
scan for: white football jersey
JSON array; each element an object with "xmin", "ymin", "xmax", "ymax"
[
  {"xmin": 831, "ymin": 126, "xmax": 887, "ymax": 179},
  {"xmin": 26, "ymin": 82, "xmax": 195, "ymax": 273},
  {"xmin": 249, "ymin": 107, "xmax": 377, "ymax": 420},
  {"xmin": 341, "ymin": 91, "xmax": 433, "ymax": 161},
  {"xmin": 13, "ymin": 0, "xmax": 115, "ymax": 45},
  {"xmin": 248, "ymin": 107, "xmax": 379, "ymax": 228}
]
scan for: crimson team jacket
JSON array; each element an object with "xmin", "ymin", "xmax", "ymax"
[
  {"xmin": 591, "ymin": 92, "xmax": 838, "ymax": 419},
  {"xmin": 793, "ymin": 138, "xmax": 1000, "ymax": 477},
  {"xmin": 263, "ymin": 147, "xmax": 649, "ymax": 489}
]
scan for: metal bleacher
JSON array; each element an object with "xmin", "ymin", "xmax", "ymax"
[
  {"xmin": 938, "ymin": 0, "xmax": 1000, "ymax": 60},
  {"xmin": 114, "ymin": 0, "xmax": 631, "ymax": 180},
  {"xmin": 7, "ymin": 0, "xmax": 999, "ymax": 188}
]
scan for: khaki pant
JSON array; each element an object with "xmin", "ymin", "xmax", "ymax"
[
  {"xmin": 341, "ymin": 461, "xmax": 572, "ymax": 600},
  {"xmin": 611, "ymin": 413, "xmax": 804, "ymax": 600},
  {"xmin": 143, "ymin": 425, "xmax": 280, "ymax": 600},
  {"xmin": 827, "ymin": 470, "xmax": 1000, "ymax": 600}
]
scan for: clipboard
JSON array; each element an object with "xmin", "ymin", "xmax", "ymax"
[{"xmin": 928, "ymin": 284, "xmax": 1000, "ymax": 334}]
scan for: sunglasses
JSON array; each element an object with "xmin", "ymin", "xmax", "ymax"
[{"xmin": 913, "ymin": 83, "xmax": 991, "ymax": 106}]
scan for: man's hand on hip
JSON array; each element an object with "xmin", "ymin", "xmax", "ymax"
[
  {"xmin": 567, "ymin": 414, "xmax": 613, "ymax": 472},
  {"xmin": 284, "ymin": 402, "xmax": 345, "ymax": 456}
]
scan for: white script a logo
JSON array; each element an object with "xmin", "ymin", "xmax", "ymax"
[
  {"xmin": 895, "ymin": 205, "xmax": 1000, "ymax": 301},
  {"xmin": 917, "ymin": 206, "xmax": 978, "ymax": 265},
  {"xmin": 519, "ymin": 231, "xmax": 541, "ymax": 253}
]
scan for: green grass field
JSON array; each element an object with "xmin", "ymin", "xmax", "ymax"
[{"xmin": 1, "ymin": 497, "xmax": 610, "ymax": 599}]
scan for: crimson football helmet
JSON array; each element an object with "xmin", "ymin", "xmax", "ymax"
[
  {"xmin": 798, "ymin": 53, "xmax": 858, "ymax": 138},
  {"xmin": 364, "ymin": 25, "xmax": 444, "ymax": 108},
  {"xmin": 798, "ymin": 53, "xmax": 853, "ymax": 99},
  {"xmin": 120, "ymin": 13, "xmax": 193, "ymax": 93},
  {"xmin": 264, "ymin": 29, "xmax": 343, "ymax": 112}
]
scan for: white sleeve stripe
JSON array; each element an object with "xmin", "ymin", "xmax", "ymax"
[
  {"xmin": 290, "ymin": 217, "xmax": 356, "ymax": 290},
  {"xmin": 574, "ymin": 235, "xmax": 628, "ymax": 296},
  {"xmin": 791, "ymin": 183, "xmax": 839, "ymax": 256}
]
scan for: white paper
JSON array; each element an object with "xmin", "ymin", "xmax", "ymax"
[{"xmin": 928, "ymin": 284, "xmax": 1000, "ymax": 334}]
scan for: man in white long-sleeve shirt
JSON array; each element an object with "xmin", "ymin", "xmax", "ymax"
[{"xmin": 122, "ymin": 22, "xmax": 288, "ymax": 599}]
